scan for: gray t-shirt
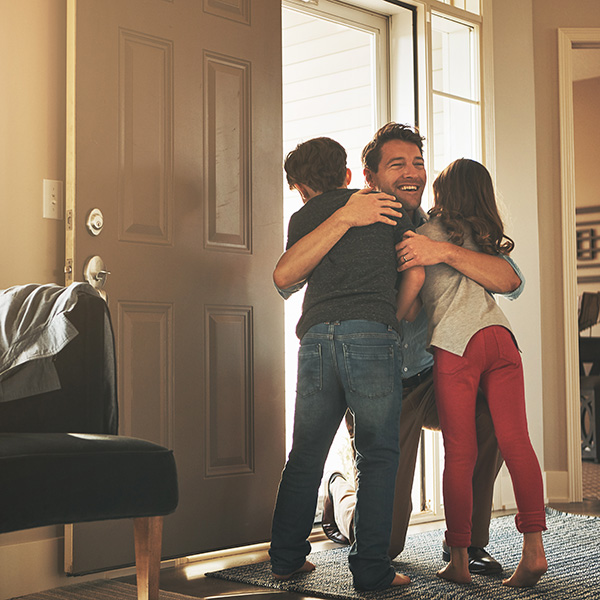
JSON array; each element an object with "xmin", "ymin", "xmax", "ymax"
[
  {"xmin": 287, "ymin": 188, "xmax": 414, "ymax": 339},
  {"xmin": 418, "ymin": 217, "xmax": 513, "ymax": 356}
]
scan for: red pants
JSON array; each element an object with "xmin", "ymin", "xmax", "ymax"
[{"xmin": 433, "ymin": 325, "xmax": 546, "ymax": 548}]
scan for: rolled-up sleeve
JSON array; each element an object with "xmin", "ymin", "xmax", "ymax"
[
  {"xmin": 500, "ymin": 254, "xmax": 525, "ymax": 301},
  {"xmin": 275, "ymin": 280, "xmax": 306, "ymax": 300}
]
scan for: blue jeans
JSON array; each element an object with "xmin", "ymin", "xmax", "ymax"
[{"xmin": 269, "ymin": 320, "xmax": 402, "ymax": 590}]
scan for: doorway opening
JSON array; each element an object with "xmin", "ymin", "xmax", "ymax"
[
  {"xmin": 280, "ymin": 0, "xmax": 487, "ymax": 523},
  {"xmin": 281, "ymin": 1, "xmax": 390, "ymax": 506},
  {"xmin": 570, "ymin": 46, "xmax": 600, "ymax": 500}
]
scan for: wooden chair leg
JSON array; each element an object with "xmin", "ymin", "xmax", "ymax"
[{"xmin": 134, "ymin": 516, "xmax": 163, "ymax": 600}]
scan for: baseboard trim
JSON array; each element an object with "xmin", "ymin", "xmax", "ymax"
[{"xmin": 546, "ymin": 469, "xmax": 571, "ymax": 503}]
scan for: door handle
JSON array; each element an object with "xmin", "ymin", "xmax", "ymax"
[{"xmin": 83, "ymin": 255, "xmax": 111, "ymax": 297}]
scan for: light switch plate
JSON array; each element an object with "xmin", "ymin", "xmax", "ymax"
[{"xmin": 43, "ymin": 179, "xmax": 64, "ymax": 220}]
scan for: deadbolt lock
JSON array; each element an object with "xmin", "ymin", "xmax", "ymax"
[{"xmin": 86, "ymin": 208, "xmax": 104, "ymax": 236}]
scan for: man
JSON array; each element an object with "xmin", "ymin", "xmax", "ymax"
[{"xmin": 274, "ymin": 123, "xmax": 524, "ymax": 574}]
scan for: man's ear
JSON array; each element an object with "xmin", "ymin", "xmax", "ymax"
[
  {"xmin": 345, "ymin": 168, "xmax": 352, "ymax": 186},
  {"xmin": 364, "ymin": 168, "xmax": 376, "ymax": 190}
]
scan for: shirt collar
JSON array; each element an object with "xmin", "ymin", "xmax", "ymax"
[{"xmin": 411, "ymin": 207, "xmax": 428, "ymax": 228}]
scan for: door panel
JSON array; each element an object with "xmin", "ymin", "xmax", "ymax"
[{"xmin": 65, "ymin": 0, "xmax": 284, "ymax": 574}]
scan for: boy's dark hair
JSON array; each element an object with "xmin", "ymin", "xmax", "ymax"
[
  {"xmin": 362, "ymin": 123, "xmax": 425, "ymax": 173},
  {"xmin": 284, "ymin": 137, "xmax": 347, "ymax": 193}
]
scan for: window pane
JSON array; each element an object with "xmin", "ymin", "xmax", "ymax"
[
  {"xmin": 431, "ymin": 14, "xmax": 476, "ymax": 101},
  {"xmin": 283, "ymin": 8, "xmax": 377, "ymax": 190},
  {"xmin": 465, "ymin": 0, "xmax": 481, "ymax": 15},
  {"xmin": 436, "ymin": 0, "xmax": 480, "ymax": 15},
  {"xmin": 432, "ymin": 94, "xmax": 480, "ymax": 176}
]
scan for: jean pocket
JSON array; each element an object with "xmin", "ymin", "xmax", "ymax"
[
  {"xmin": 297, "ymin": 343, "xmax": 322, "ymax": 397},
  {"xmin": 493, "ymin": 327, "xmax": 521, "ymax": 366},
  {"xmin": 343, "ymin": 343, "xmax": 395, "ymax": 398}
]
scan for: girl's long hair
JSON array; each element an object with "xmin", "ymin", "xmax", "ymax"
[{"xmin": 430, "ymin": 158, "xmax": 514, "ymax": 255}]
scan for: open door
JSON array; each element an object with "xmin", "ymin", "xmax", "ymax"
[{"xmin": 65, "ymin": 0, "xmax": 285, "ymax": 574}]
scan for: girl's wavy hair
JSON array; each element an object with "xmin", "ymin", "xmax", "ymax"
[{"xmin": 430, "ymin": 158, "xmax": 514, "ymax": 256}]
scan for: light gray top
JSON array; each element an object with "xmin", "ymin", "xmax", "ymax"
[
  {"xmin": 418, "ymin": 217, "xmax": 513, "ymax": 356},
  {"xmin": 0, "ymin": 282, "xmax": 108, "ymax": 402}
]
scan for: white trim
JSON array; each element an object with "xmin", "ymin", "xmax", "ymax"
[
  {"xmin": 480, "ymin": 0, "xmax": 495, "ymax": 176},
  {"xmin": 556, "ymin": 28, "xmax": 600, "ymax": 503}
]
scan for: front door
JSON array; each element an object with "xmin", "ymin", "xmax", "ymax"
[{"xmin": 65, "ymin": 0, "xmax": 284, "ymax": 574}]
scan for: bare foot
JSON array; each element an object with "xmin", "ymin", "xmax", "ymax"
[
  {"xmin": 502, "ymin": 552, "xmax": 547, "ymax": 587},
  {"xmin": 502, "ymin": 531, "xmax": 547, "ymax": 587},
  {"xmin": 437, "ymin": 563, "xmax": 472, "ymax": 584},
  {"xmin": 272, "ymin": 561, "xmax": 315, "ymax": 581},
  {"xmin": 436, "ymin": 546, "xmax": 471, "ymax": 584},
  {"xmin": 391, "ymin": 573, "xmax": 411, "ymax": 586}
]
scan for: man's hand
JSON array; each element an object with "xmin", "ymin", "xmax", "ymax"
[
  {"xmin": 340, "ymin": 188, "xmax": 401, "ymax": 228},
  {"xmin": 396, "ymin": 231, "xmax": 445, "ymax": 271},
  {"xmin": 396, "ymin": 231, "xmax": 522, "ymax": 293}
]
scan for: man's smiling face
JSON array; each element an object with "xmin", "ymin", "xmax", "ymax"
[{"xmin": 364, "ymin": 139, "xmax": 427, "ymax": 215}]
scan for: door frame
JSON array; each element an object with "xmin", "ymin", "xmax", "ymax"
[{"xmin": 557, "ymin": 27, "xmax": 600, "ymax": 503}]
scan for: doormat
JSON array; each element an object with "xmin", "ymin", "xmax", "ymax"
[
  {"xmin": 9, "ymin": 580, "xmax": 198, "ymax": 600},
  {"xmin": 207, "ymin": 508, "xmax": 600, "ymax": 599}
]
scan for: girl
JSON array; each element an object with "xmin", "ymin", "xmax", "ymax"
[{"xmin": 417, "ymin": 158, "xmax": 547, "ymax": 587}]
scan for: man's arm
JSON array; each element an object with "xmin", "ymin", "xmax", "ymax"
[
  {"xmin": 396, "ymin": 231, "xmax": 522, "ymax": 295},
  {"xmin": 273, "ymin": 189, "xmax": 401, "ymax": 290},
  {"xmin": 396, "ymin": 266, "xmax": 425, "ymax": 322}
]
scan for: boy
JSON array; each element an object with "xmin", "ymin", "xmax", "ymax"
[{"xmin": 268, "ymin": 137, "xmax": 423, "ymax": 591}]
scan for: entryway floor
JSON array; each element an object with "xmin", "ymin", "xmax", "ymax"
[{"xmin": 117, "ymin": 500, "xmax": 600, "ymax": 599}]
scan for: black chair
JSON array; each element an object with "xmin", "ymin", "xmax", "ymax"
[{"xmin": 0, "ymin": 287, "xmax": 178, "ymax": 600}]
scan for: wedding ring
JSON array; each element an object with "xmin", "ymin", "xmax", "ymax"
[{"xmin": 402, "ymin": 255, "xmax": 408, "ymax": 263}]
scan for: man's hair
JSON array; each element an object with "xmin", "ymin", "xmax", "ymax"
[
  {"xmin": 430, "ymin": 158, "xmax": 514, "ymax": 255},
  {"xmin": 284, "ymin": 137, "xmax": 347, "ymax": 193},
  {"xmin": 361, "ymin": 123, "xmax": 425, "ymax": 173}
]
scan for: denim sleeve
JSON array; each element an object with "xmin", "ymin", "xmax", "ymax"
[
  {"xmin": 275, "ymin": 279, "xmax": 306, "ymax": 300},
  {"xmin": 498, "ymin": 254, "xmax": 525, "ymax": 301}
]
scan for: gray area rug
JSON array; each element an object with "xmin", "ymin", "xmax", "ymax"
[
  {"xmin": 9, "ymin": 580, "xmax": 197, "ymax": 600},
  {"xmin": 207, "ymin": 508, "xmax": 600, "ymax": 599}
]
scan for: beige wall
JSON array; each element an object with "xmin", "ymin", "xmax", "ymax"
[
  {"xmin": 574, "ymin": 76, "xmax": 600, "ymax": 210},
  {"xmin": 0, "ymin": 0, "xmax": 66, "ymax": 291},
  {"xmin": 531, "ymin": 0, "xmax": 600, "ymax": 485},
  {"xmin": 0, "ymin": 3, "xmax": 88, "ymax": 597},
  {"xmin": 574, "ymin": 76, "xmax": 600, "ymax": 335},
  {"xmin": 488, "ymin": 0, "xmax": 545, "ymax": 509}
]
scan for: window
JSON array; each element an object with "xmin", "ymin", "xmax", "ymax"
[{"xmin": 430, "ymin": 12, "xmax": 481, "ymax": 179}]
